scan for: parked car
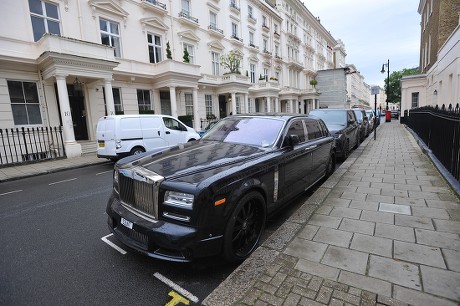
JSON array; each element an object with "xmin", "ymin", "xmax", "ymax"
[
  {"xmin": 352, "ymin": 108, "xmax": 370, "ymax": 140},
  {"xmin": 309, "ymin": 109, "xmax": 359, "ymax": 160},
  {"xmin": 391, "ymin": 109, "xmax": 400, "ymax": 119},
  {"xmin": 96, "ymin": 114, "xmax": 200, "ymax": 161},
  {"xmin": 106, "ymin": 114, "xmax": 336, "ymax": 262},
  {"xmin": 365, "ymin": 110, "xmax": 375, "ymax": 131}
]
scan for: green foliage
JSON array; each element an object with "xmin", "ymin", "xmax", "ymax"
[
  {"xmin": 309, "ymin": 79, "xmax": 318, "ymax": 87},
  {"xmin": 384, "ymin": 67, "xmax": 419, "ymax": 104},
  {"xmin": 166, "ymin": 41, "xmax": 172, "ymax": 59},
  {"xmin": 183, "ymin": 48, "xmax": 190, "ymax": 63},
  {"xmin": 220, "ymin": 50, "xmax": 243, "ymax": 74}
]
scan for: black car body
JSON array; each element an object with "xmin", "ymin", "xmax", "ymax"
[
  {"xmin": 352, "ymin": 109, "xmax": 370, "ymax": 141},
  {"xmin": 309, "ymin": 109, "xmax": 359, "ymax": 160},
  {"xmin": 391, "ymin": 109, "xmax": 400, "ymax": 119},
  {"xmin": 106, "ymin": 114, "xmax": 336, "ymax": 262}
]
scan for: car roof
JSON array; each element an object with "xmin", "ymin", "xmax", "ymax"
[{"xmin": 230, "ymin": 113, "xmax": 319, "ymax": 121}]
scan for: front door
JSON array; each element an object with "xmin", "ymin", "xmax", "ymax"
[
  {"xmin": 219, "ymin": 95, "xmax": 227, "ymax": 118},
  {"xmin": 69, "ymin": 95, "xmax": 88, "ymax": 140}
]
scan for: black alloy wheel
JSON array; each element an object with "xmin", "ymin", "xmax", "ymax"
[{"xmin": 223, "ymin": 192, "xmax": 266, "ymax": 262}]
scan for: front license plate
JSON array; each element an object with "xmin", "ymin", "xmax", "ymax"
[
  {"xmin": 98, "ymin": 143, "xmax": 105, "ymax": 147},
  {"xmin": 120, "ymin": 217, "xmax": 133, "ymax": 229}
]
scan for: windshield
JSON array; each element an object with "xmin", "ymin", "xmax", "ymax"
[
  {"xmin": 202, "ymin": 117, "xmax": 284, "ymax": 147},
  {"xmin": 309, "ymin": 110, "xmax": 347, "ymax": 126},
  {"xmin": 353, "ymin": 110, "xmax": 363, "ymax": 120}
]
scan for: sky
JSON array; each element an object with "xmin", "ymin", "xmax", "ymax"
[{"xmin": 305, "ymin": 0, "xmax": 421, "ymax": 87}]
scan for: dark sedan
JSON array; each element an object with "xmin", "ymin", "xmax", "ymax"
[
  {"xmin": 352, "ymin": 108, "xmax": 370, "ymax": 141},
  {"xmin": 309, "ymin": 109, "xmax": 359, "ymax": 160},
  {"xmin": 106, "ymin": 114, "xmax": 335, "ymax": 262}
]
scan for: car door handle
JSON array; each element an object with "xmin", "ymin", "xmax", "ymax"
[
  {"xmin": 305, "ymin": 145, "xmax": 317, "ymax": 151},
  {"xmin": 158, "ymin": 131, "xmax": 160, "ymax": 136}
]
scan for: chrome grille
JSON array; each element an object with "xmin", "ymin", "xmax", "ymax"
[{"xmin": 118, "ymin": 168, "xmax": 164, "ymax": 220}]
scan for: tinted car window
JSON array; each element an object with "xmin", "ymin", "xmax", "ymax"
[
  {"xmin": 304, "ymin": 119, "xmax": 322, "ymax": 140},
  {"xmin": 163, "ymin": 117, "xmax": 185, "ymax": 130},
  {"xmin": 309, "ymin": 110, "xmax": 347, "ymax": 126},
  {"xmin": 203, "ymin": 117, "xmax": 284, "ymax": 147},
  {"xmin": 347, "ymin": 111, "xmax": 356, "ymax": 122},
  {"xmin": 285, "ymin": 120, "xmax": 306, "ymax": 143}
]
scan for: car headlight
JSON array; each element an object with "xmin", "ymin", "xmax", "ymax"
[
  {"xmin": 164, "ymin": 191, "xmax": 194, "ymax": 209},
  {"xmin": 116, "ymin": 139, "xmax": 121, "ymax": 149}
]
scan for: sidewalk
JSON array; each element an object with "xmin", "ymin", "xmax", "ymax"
[
  {"xmin": 0, "ymin": 153, "xmax": 108, "ymax": 182},
  {"xmin": 204, "ymin": 121, "xmax": 460, "ymax": 306}
]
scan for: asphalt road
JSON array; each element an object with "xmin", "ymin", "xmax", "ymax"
[{"xmin": 0, "ymin": 163, "xmax": 311, "ymax": 306}]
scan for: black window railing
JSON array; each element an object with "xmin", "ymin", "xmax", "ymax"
[
  {"xmin": 208, "ymin": 24, "xmax": 224, "ymax": 34},
  {"xmin": 0, "ymin": 126, "xmax": 65, "ymax": 167},
  {"xmin": 179, "ymin": 10, "xmax": 198, "ymax": 24}
]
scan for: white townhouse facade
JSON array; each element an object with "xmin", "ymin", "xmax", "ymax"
[{"xmin": 0, "ymin": 0, "xmax": 339, "ymax": 158}]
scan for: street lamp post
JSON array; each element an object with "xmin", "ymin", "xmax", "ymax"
[{"xmin": 380, "ymin": 59, "xmax": 390, "ymax": 110}]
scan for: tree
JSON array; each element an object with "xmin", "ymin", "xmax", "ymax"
[
  {"xmin": 220, "ymin": 50, "xmax": 243, "ymax": 74},
  {"xmin": 166, "ymin": 41, "xmax": 172, "ymax": 59},
  {"xmin": 183, "ymin": 48, "xmax": 190, "ymax": 63},
  {"xmin": 384, "ymin": 67, "xmax": 419, "ymax": 105}
]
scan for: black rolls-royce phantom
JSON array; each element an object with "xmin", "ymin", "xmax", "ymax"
[{"xmin": 106, "ymin": 114, "xmax": 336, "ymax": 262}]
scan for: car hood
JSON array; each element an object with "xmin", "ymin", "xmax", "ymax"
[{"xmin": 118, "ymin": 141, "xmax": 267, "ymax": 179}]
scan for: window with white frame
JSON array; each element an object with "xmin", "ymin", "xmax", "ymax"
[
  {"xmin": 236, "ymin": 96, "xmax": 241, "ymax": 114},
  {"xmin": 185, "ymin": 93, "xmax": 193, "ymax": 115},
  {"xmin": 263, "ymin": 68, "xmax": 268, "ymax": 80},
  {"xmin": 147, "ymin": 33, "xmax": 162, "ymax": 63},
  {"xmin": 183, "ymin": 43, "xmax": 195, "ymax": 64},
  {"xmin": 211, "ymin": 51, "xmax": 220, "ymax": 75},
  {"xmin": 262, "ymin": 15, "xmax": 267, "ymax": 27},
  {"xmin": 100, "ymin": 18, "xmax": 121, "ymax": 57},
  {"xmin": 181, "ymin": 0, "xmax": 190, "ymax": 15},
  {"xmin": 231, "ymin": 22, "xmax": 238, "ymax": 38},
  {"xmin": 7, "ymin": 80, "xmax": 42, "ymax": 125},
  {"xmin": 411, "ymin": 92, "xmax": 419, "ymax": 108},
  {"xmin": 274, "ymin": 24, "xmax": 278, "ymax": 34},
  {"xmin": 275, "ymin": 44, "xmax": 279, "ymax": 57},
  {"xmin": 248, "ymin": 5, "xmax": 253, "ymax": 18},
  {"xmin": 249, "ymin": 31, "xmax": 254, "ymax": 45},
  {"xmin": 28, "ymin": 0, "xmax": 61, "ymax": 42},
  {"xmin": 209, "ymin": 11, "xmax": 217, "ymax": 30},
  {"xmin": 113, "ymin": 88, "xmax": 123, "ymax": 114},
  {"xmin": 205, "ymin": 94, "xmax": 213, "ymax": 116},
  {"xmin": 137, "ymin": 89, "xmax": 151, "ymax": 111},
  {"xmin": 263, "ymin": 38, "xmax": 267, "ymax": 52},
  {"xmin": 250, "ymin": 63, "xmax": 256, "ymax": 83}
]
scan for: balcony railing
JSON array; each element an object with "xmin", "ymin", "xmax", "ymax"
[
  {"xmin": 230, "ymin": 2, "xmax": 240, "ymax": 11},
  {"xmin": 208, "ymin": 24, "xmax": 224, "ymax": 34},
  {"xmin": 179, "ymin": 10, "xmax": 198, "ymax": 24},
  {"xmin": 144, "ymin": 0, "xmax": 166, "ymax": 10},
  {"xmin": 231, "ymin": 34, "xmax": 243, "ymax": 42},
  {"xmin": 249, "ymin": 43, "xmax": 259, "ymax": 49},
  {"xmin": 248, "ymin": 15, "xmax": 257, "ymax": 23}
]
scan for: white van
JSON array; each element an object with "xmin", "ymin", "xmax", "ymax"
[{"xmin": 96, "ymin": 114, "xmax": 200, "ymax": 160}]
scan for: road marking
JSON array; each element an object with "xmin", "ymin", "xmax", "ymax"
[
  {"xmin": 96, "ymin": 170, "xmax": 112, "ymax": 176},
  {"xmin": 166, "ymin": 291, "xmax": 189, "ymax": 306},
  {"xmin": 154, "ymin": 272, "xmax": 199, "ymax": 303},
  {"xmin": 48, "ymin": 177, "xmax": 78, "ymax": 185},
  {"xmin": 0, "ymin": 189, "xmax": 23, "ymax": 196},
  {"xmin": 101, "ymin": 233, "xmax": 127, "ymax": 255}
]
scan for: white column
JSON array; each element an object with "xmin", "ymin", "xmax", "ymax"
[
  {"xmin": 169, "ymin": 86, "xmax": 178, "ymax": 117},
  {"xmin": 289, "ymin": 99, "xmax": 294, "ymax": 113},
  {"xmin": 192, "ymin": 87, "xmax": 200, "ymax": 130},
  {"xmin": 266, "ymin": 97, "xmax": 271, "ymax": 112},
  {"xmin": 152, "ymin": 89, "xmax": 161, "ymax": 113},
  {"xmin": 55, "ymin": 75, "xmax": 81, "ymax": 157},
  {"xmin": 275, "ymin": 97, "xmax": 279, "ymax": 113},
  {"xmin": 231, "ymin": 92, "xmax": 237, "ymax": 115},
  {"xmin": 103, "ymin": 79, "xmax": 115, "ymax": 116}
]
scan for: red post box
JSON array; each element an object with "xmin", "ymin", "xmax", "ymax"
[{"xmin": 385, "ymin": 110, "xmax": 391, "ymax": 122}]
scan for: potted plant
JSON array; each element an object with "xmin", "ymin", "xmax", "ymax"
[
  {"xmin": 310, "ymin": 79, "xmax": 318, "ymax": 87},
  {"xmin": 166, "ymin": 41, "xmax": 172, "ymax": 59}
]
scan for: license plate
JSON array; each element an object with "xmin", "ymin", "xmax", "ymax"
[
  {"xmin": 120, "ymin": 217, "xmax": 133, "ymax": 229},
  {"xmin": 98, "ymin": 142, "xmax": 105, "ymax": 147}
]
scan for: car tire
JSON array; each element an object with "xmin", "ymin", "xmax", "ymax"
[
  {"xmin": 130, "ymin": 147, "xmax": 145, "ymax": 155},
  {"xmin": 325, "ymin": 153, "xmax": 336, "ymax": 178},
  {"xmin": 223, "ymin": 191, "xmax": 266, "ymax": 262}
]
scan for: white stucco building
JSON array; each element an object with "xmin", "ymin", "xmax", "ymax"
[{"xmin": 0, "ymin": 0, "xmax": 343, "ymax": 158}]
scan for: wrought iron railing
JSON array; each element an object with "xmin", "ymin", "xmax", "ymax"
[
  {"xmin": 406, "ymin": 104, "xmax": 460, "ymax": 182},
  {"xmin": 0, "ymin": 126, "xmax": 65, "ymax": 167}
]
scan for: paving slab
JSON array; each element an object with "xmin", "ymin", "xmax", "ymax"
[
  {"xmin": 360, "ymin": 210, "xmax": 395, "ymax": 224},
  {"xmin": 284, "ymin": 238, "xmax": 328, "ymax": 262},
  {"xmin": 350, "ymin": 233, "xmax": 393, "ymax": 257},
  {"xmin": 420, "ymin": 265, "xmax": 460, "ymax": 301},
  {"xmin": 442, "ymin": 249, "xmax": 460, "ymax": 272},
  {"xmin": 348, "ymin": 200, "xmax": 379, "ymax": 211},
  {"xmin": 338, "ymin": 218, "xmax": 375, "ymax": 235},
  {"xmin": 375, "ymin": 223, "xmax": 415, "ymax": 242},
  {"xmin": 414, "ymin": 228, "xmax": 460, "ymax": 250},
  {"xmin": 312, "ymin": 227, "xmax": 353, "ymax": 248},
  {"xmin": 321, "ymin": 246, "xmax": 368, "ymax": 275},
  {"xmin": 337, "ymin": 271, "xmax": 391, "ymax": 297},
  {"xmin": 368, "ymin": 255, "xmax": 421, "ymax": 290},
  {"xmin": 394, "ymin": 240, "xmax": 446, "ymax": 269},
  {"xmin": 379, "ymin": 203, "xmax": 411, "ymax": 215},
  {"xmin": 395, "ymin": 215, "xmax": 434, "ymax": 230},
  {"xmin": 432, "ymin": 219, "xmax": 460, "ymax": 234},
  {"xmin": 393, "ymin": 285, "xmax": 458, "ymax": 306}
]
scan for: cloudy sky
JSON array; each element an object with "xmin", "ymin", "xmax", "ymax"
[{"xmin": 305, "ymin": 0, "xmax": 421, "ymax": 87}]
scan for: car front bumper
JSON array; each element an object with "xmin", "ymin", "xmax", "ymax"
[{"xmin": 106, "ymin": 196, "xmax": 223, "ymax": 262}]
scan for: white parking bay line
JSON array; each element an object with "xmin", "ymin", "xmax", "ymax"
[
  {"xmin": 154, "ymin": 272, "xmax": 199, "ymax": 303},
  {"xmin": 48, "ymin": 178, "xmax": 78, "ymax": 185},
  {"xmin": 101, "ymin": 233, "xmax": 127, "ymax": 255},
  {"xmin": 0, "ymin": 189, "xmax": 23, "ymax": 196},
  {"xmin": 96, "ymin": 170, "xmax": 112, "ymax": 176}
]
